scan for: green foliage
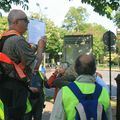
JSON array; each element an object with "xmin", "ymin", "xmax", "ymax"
[
  {"xmin": 0, "ymin": 17, "xmax": 8, "ymax": 33},
  {"xmin": 29, "ymin": 12, "xmax": 40, "ymax": 20},
  {"xmin": 0, "ymin": 0, "xmax": 28, "ymax": 12},
  {"xmin": 104, "ymin": 53, "xmax": 119, "ymax": 65},
  {"xmin": 113, "ymin": 11, "xmax": 120, "ymax": 28},
  {"xmin": 62, "ymin": 6, "xmax": 89, "ymax": 31},
  {"xmin": 85, "ymin": 23, "xmax": 107, "ymax": 62},
  {"xmin": 81, "ymin": 0, "xmax": 120, "ymax": 19},
  {"xmin": 45, "ymin": 18, "xmax": 66, "ymax": 62}
]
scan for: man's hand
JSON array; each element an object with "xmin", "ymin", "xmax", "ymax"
[
  {"xmin": 96, "ymin": 72, "xmax": 103, "ymax": 78},
  {"xmin": 33, "ymin": 36, "xmax": 47, "ymax": 72},
  {"xmin": 58, "ymin": 68, "xmax": 65, "ymax": 75},
  {"xmin": 38, "ymin": 36, "xmax": 47, "ymax": 48},
  {"xmin": 29, "ymin": 87, "xmax": 39, "ymax": 93}
]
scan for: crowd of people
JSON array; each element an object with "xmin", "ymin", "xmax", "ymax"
[{"xmin": 0, "ymin": 9, "xmax": 112, "ymax": 120}]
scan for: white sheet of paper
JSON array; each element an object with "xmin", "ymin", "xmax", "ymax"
[{"xmin": 28, "ymin": 19, "xmax": 45, "ymax": 44}]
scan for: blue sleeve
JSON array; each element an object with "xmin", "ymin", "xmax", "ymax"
[{"xmin": 96, "ymin": 76, "xmax": 109, "ymax": 92}]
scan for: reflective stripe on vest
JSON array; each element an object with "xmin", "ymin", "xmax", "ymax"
[
  {"xmin": 0, "ymin": 99, "xmax": 4, "ymax": 120},
  {"xmin": 62, "ymin": 81, "xmax": 110, "ymax": 120},
  {"xmin": 25, "ymin": 98, "xmax": 32, "ymax": 114},
  {"xmin": 0, "ymin": 53, "xmax": 26, "ymax": 79}
]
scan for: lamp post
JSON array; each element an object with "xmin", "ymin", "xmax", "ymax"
[
  {"xmin": 36, "ymin": 3, "xmax": 42, "ymax": 20},
  {"xmin": 36, "ymin": 3, "xmax": 48, "ymax": 20},
  {"xmin": 0, "ymin": 12, "xmax": 2, "ymax": 17}
]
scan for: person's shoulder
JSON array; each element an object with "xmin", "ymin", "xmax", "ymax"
[
  {"xmin": 7, "ymin": 35, "xmax": 25, "ymax": 43},
  {"xmin": 13, "ymin": 36, "xmax": 29, "ymax": 45},
  {"xmin": 13, "ymin": 35, "xmax": 25, "ymax": 41},
  {"xmin": 3, "ymin": 35, "xmax": 24, "ymax": 46}
]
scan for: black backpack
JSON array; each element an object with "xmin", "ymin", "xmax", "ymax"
[{"xmin": 0, "ymin": 34, "xmax": 18, "ymax": 82}]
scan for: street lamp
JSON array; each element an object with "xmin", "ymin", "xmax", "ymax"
[
  {"xmin": 36, "ymin": 3, "xmax": 42, "ymax": 20},
  {"xmin": 36, "ymin": 3, "xmax": 48, "ymax": 20}
]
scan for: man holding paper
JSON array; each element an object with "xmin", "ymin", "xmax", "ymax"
[{"xmin": 0, "ymin": 9, "xmax": 47, "ymax": 120}]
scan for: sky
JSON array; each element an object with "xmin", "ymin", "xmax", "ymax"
[{"xmin": 1, "ymin": 0, "xmax": 117, "ymax": 34}]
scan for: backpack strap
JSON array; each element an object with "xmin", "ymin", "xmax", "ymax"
[
  {"xmin": 68, "ymin": 82, "xmax": 85, "ymax": 102},
  {"xmin": 92, "ymin": 82, "xmax": 102, "ymax": 99},
  {"xmin": 68, "ymin": 82, "xmax": 102, "ymax": 102},
  {"xmin": 0, "ymin": 53, "xmax": 26, "ymax": 79},
  {"xmin": 0, "ymin": 30, "xmax": 20, "ymax": 38}
]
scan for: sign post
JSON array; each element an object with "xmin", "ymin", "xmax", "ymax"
[{"xmin": 103, "ymin": 30, "xmax": 116, "ymax": 98}]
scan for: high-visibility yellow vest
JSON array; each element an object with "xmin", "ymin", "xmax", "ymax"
[
  {"xmin": 62, "ymin": 81, "xmax": 110, "ymax": 120},
  {"xmin": 25, "ymin": 98, "xmax": 32, "ymax": 114},
  {"xmin": 0, "ymin": 99, "xmax": 4, "ymax": 120}
]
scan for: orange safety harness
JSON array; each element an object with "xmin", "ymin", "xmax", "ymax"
[{"xmin": 0, "ymin": 30, "xmax": 26, "ymax": 79}]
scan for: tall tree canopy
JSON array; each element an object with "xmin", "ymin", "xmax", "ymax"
[
  {"xmin": 0, "ymin": 0, "xmax": 119, "ymax": 19},
  {"xmin": 62, "ymin": 7, "xmax": 88, "ymax": 31}
]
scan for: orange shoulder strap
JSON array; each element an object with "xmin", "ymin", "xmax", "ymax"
[
  {"xmin": 0, "ymin": 30, "xmax": 20, "ymax": 38},
  {"xmin": 0, "ymin": 29, "xmax": 25, "ymax": 71},
  {"xmin": 0, "ymin": 52, "xmax": 26, "ymax": 79}
]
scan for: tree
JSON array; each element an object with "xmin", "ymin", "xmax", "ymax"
[
  {"xmin": 113, "ymin": 11, "xmax": 120, "ymax": 28},
  {"xmin": 45, "ymin": 18, "xmax": 66, "ymax": 63},
  {"xmin": 0, "ymin": 0, "xmax": 119, "ymax": 19},
  {"xmin": 62, "ymin": 6, "xmax": 89, "ymax": 32},
  {"xmin": 0, "ymin": 0, "xmax": 28, "ymax": 12},
  {"xmin": 85, "ymin": 23, "xmax": 106, "ymax": 63}
]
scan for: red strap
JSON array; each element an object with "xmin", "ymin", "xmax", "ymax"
[{"xmin": 0, "ymin": 52, "xmax": 26, "ymax": 79}]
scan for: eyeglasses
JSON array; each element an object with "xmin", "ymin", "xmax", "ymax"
[{"xmin": 17, "ymin": 17, "xmax": 29, "ymax": 24}]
